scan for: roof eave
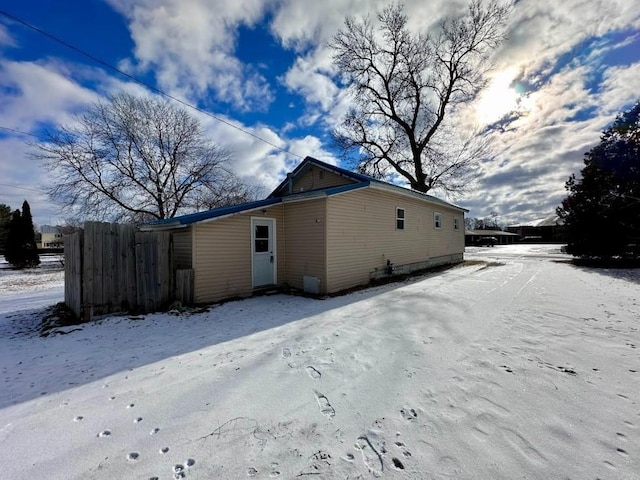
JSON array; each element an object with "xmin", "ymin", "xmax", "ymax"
[{"xmin": 368, "ymin": 182, "xmax": 468, "ymax": 212}]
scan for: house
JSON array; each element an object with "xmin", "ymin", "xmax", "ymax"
[
  {"xmin": 507, "ymin": 215, "xmax": 566, "ymax": 242},
  {"xmin": 465, "ymin": 229, "xmax": 519, "ymax": 246},
  {"xmin": 141, "ymin": 157, "xmax": 467, "ymax": 304},
  {"xmin": 38, "ymin": 225, "xmax": 63, "ymax": 249}
]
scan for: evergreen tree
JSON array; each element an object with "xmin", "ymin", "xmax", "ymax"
[
  {"xmin": 5, "ymin": 209, "xmax": 22, "ymax": 266},
  {"xmin": 4, "ymin": 201, "xmax": 40, "ymax": 268},
  {"xmin": 20, "ymin": 201, "xmax": 40, "ymax": 267},
  {"xmin": 0, "ymin": 203, "xmax": 12, "ymax": 254},
  {"xmin": 558, "ymin": 102, "xmax": 640, "ymax": 259}
]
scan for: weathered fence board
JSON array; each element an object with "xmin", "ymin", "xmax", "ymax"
[
  {"xmin": 135, "ymin": 230, "xmax": 173, "ymax": 314},
  {"xmin": 65, "ymin": 222, "xmax": 177, "ymax": 320},
  {"xmin": 175, "ymin": 268, "xmax": 194, "ymax": 305},
  {"xmin": 63, "ymin": 231, "xmax": 83, "ymax": 318}
]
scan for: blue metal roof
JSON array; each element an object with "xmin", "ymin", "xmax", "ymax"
[{"xmin": 145, "ymin": 197, "xmax": 283, "ymax": 227}]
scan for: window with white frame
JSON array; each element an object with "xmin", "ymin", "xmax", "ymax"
[
  {"xmin": 454, "ymin": 217, "xmax": 459, "ymax": 230},
  {"xmin": 396, "ymin": 208, "xmax": 405, "ymax": 230},
  {"xmin": 434, "ymin": 212, "xmax": 442, "ymax": 229}
]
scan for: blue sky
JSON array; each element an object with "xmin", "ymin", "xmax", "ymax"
[{"xmin": 1, "ymin": 0, "xmax": 639, "ymax": 228}]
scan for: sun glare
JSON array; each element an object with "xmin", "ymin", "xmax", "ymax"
[{"xmin": 476, "ymin": 68, "xmax": 523, "ymax": 126}]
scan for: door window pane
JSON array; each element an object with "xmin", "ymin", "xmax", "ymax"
[
  {"xmin": 255, "ymin": 239, "xmax": 269, "ymax": 252},
  {"xmin": 255, "ymin": 224, "xmax": 269, "ymax": 252},
  {"xmin": 255, "ymin": 225, "xmax": 269, "ymax": 239}
]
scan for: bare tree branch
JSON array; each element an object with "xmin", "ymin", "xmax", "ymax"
[
  {"xmin": 330, "ymin": 1, "xmax": 511, "ymax": 194},
  {"xmin": 32, "ymin": 93, "xmax": 258, "ymax": 223}
]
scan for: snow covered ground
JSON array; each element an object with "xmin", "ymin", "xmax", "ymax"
[
  {"xmin": 0, "ymin": 255, "xmax": 64, "ymax": 315},
  {"xmin": 0, "ymin": 245, "xmax": 638, "ymax": 479}
]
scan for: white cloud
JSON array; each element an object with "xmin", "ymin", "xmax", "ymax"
[
  {"xmin": 282, "ymin": 50, "xmax": 337, "ymax": 111},
  {"xmin": 460, "ymin": 57, "xmax": 638, "ymax": 223},
  {"xmin": 0, "ymin": 59, "xmax": 103, "ymax": 226},
  {"xmin": 0, "ymin": 138, "xmax": 62, "ymax": 227},
  {"xmin": 0, "ymin": 60, "xmax": 99, "ymax": 131},
  {"xmin": 107, "ymin": 0, "xmax": 273, "ymax": 110},
  {"xmin": 270, "ymin": 0, "xmax": 377, "ymax": 50},
  {"xmin": 0, "ymin": 23, "xmax": 15, "ymax": 48},
  {"xmin": 598, "ymin": 62, "xmax": 640, "ymax": 114},
  {"xmin": 492, "ymin": 1, "xmax": 640, "ymax": 83}
]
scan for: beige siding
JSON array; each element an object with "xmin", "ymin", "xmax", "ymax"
[
  {"xmin": 172, "ymin": 229, "xmax": 192, "ymax": 269},
  {"xmin": 192, "ymin": 205, "xmax": 285, "ymax": 304},
  {"xmin": 326, "ymin": 189, "xmax": 465, "ymax": 293},
  {"xmin": 292, "ymin": 166, "xmax": 355, "ymax": 193},
  {"xmin": 283, "ymin": 199, "xmax": 327, "ymax": 292}
]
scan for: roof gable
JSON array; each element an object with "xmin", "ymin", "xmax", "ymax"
[{"xmin": 269, "ymin": 157, "xmax": 372, "ymax": 198}]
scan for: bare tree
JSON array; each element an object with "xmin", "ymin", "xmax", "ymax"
[
  {"xmin": 34, "ymin": 93, "xmax": 256, "ymax": 222},
  {"xmin": 330, "ymin": 1, "xmax": 511, "ymax": 194}
]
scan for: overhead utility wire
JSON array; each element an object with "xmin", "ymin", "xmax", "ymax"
[
  {"xmin": 0, "ymin": 9, "xmax": 303, "ymax": 160},
  {"xmin": 0, "ymin": 126, "xmax": 40, "ymax": 138},
  {"xmin": 0, "ymin": 183, "xmax": 45, "ymax": 193}
]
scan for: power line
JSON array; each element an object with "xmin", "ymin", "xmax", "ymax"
[
  {"xmin": 0, "ymin": 9, "xmax": 304, "ymax": 160},
  {"xmin": 0, "ymin": 125, "xmax": 39, "ymax": 138},
  {"xmin": 0, "ymin": 183, "xmax": 45, "ymax": 193}
]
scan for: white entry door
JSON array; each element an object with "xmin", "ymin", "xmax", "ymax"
[{"xmin": 252, "ymin": 218, "xmax": 276, "ymax": 287}]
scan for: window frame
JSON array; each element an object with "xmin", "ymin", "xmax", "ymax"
[
  {"xmin": 434, "ymin": 212, "xmax": 443, "ymax": 229},
  {"xmin": 396, "ymin": 207, "xmax": 405, "ymax": 230},
  {"xmin": 453, "ymin": 217, "xmax": 460, "ymax": 230}
]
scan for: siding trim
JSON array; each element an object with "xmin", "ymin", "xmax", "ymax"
[{"xmin": 324, "ymin": 197, "xmax": 329, "ymax": 291}]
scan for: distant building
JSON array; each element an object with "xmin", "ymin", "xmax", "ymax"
[
  {"xmin": 465, "ymin": 229, "xmax": 519, "ymax": 246},
  {"xmin": 507, "ymin": 215, "xmax": 565, "ymax": 243},
  {"xmin": 39, "ymin": 225, "xmax": 63, "ymax": 249}
]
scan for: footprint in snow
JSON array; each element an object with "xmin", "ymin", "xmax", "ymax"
[
  {"xmin": 247, "ymin": 467, "xmax": 258, "ymax": 476},
  {"xmin": 98, "ymin": 429, "xmax": 111, "ymax": 437},
  {"xmin": 314, "ymin": 391, "xmax": 335, "ymax": 418},
  {"xmin": 282, "ymin": 348, "xmax": 291, "ymax": 358},
  {"xmin": 127, "ymin": 452, "xmax": 139, "ymax": 461},
  {"xmin": 73, "ymin": 416, "xmax": 84, "ymax": 422},
  {"xmin": 306, "ymin": 366, "xmax": 321, "ymax": 379},
  {"xmin": 395, "ymin": 440, "xmax": 412, "ymax": 457},
  {"xmin": 342, "ymin": 453, "xmax": 355, "ymax": 462},
  {"xmin": 150, "ymin": 427, "xmax": 160, "ymax": 435},
  {"xmin": 400, "ymin": 407, "xmax": 418, "ymax": 421},
  {"xmin": 355, "ymin": 435, "xmax": 383, "ymax": 477},
  {"xmin": 269, "ymin": 462, "xmax": 281, "ymax": 477}
]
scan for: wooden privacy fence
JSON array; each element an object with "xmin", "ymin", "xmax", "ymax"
[{"xmin": 64, "ymin": 222, "xmax": 189, "ymax": 319}]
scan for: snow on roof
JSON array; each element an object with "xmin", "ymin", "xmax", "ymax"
[
  {"xmin": 509, "ymin": 215, "xmax": 565, "ymax": 228},
  {"xmin": 465, "ymin": 230, "xmax": 519, "ymax": 236}
]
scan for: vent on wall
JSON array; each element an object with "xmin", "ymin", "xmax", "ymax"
[{"xmin": 303, "ymin": 275, "xmax": 321, "ymax": 294}]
